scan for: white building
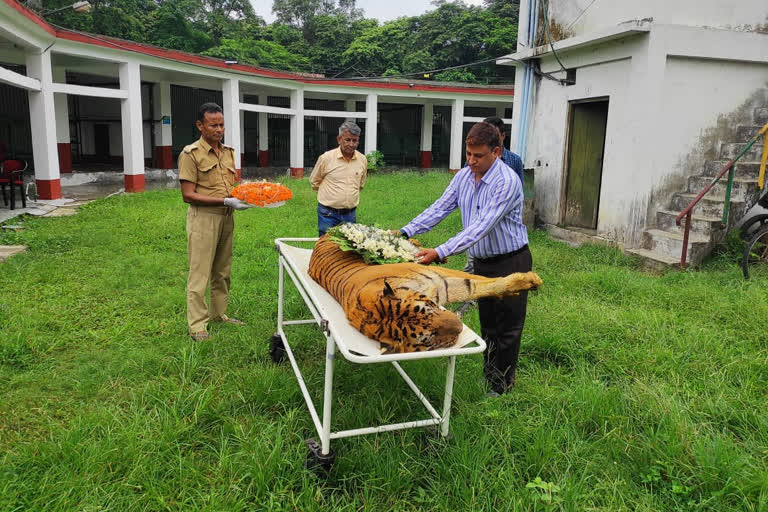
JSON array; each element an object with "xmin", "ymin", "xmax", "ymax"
[
  {"xmin": 0, "ymin": 0, "xmax": 513, "ymax": 201},
  {"xmin": 502, "ymin": 0, "xmax": 768, "ymax": 266}
]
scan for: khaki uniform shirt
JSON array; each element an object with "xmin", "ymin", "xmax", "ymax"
[
  {"xmin": 309, "ymin": 147, "xmax": 367, "ymax": 209},
  {"xmin": 178, "ymin": 137, "xmax": 237, "ymax": 198}
]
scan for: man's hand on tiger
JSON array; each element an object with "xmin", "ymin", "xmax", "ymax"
[{"xmin": 416, "ymin": 248, "xmax": 440, "ymax": 265}]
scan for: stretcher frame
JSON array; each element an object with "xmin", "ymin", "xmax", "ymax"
[{"xmin": 273, "ymin": 238, "xmax": 487, "ymax": 462}]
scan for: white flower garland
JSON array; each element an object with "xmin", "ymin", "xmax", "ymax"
[{"xmin": 328, "ymin": 223, "xmax": 419, "ymax": 264}]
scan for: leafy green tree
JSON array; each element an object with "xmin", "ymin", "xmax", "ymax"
[
  {"xmin": 341, "ymin": 18, "xmax": 413, "ymax": 76},
  {"xmin": 202, "ymin": 38, "xmax": 311, "ymax": 71},
  {"xmin": 196, "ymin": 0, "xmax": 262, "ymax": 46},
  {"xmin": 434, "ymin": 69, "xmax": 477, "ymax": 82},
  {"xmin": 401, "ymin": 49, "xmax": 436, "ymax": 74},
  {"xmin": 272, "ymin": 0, "xmax": 331, "ymax": 28},
  {"xmin": 147, "ymin": 0, "xmax": 213, "ymax": 54},
  {"xmin": 44, "ymin": 0, "xmax": 155, "ymax": 42},
  {"xmin": 38, "ymin": 0, "xmax": 518, "ymax": 83}
]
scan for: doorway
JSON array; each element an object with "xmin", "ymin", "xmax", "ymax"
[
  {"xmin": 563, "ymin": 99, "xmax": 609, "ymax": 229},
  {"xmin": 94, "ymin": 124, "xmax": 110, "ymax": 161}
]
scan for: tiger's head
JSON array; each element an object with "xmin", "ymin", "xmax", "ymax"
[{"xmin": 373, "ymin": 281, "xmax": 464, "ymax": 353}]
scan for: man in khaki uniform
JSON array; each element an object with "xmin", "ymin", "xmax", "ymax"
[
  {"xmin": 309, "ymin": 121, "xmax": 367, "ymax": 236},
  {"xmin": 179, "ymin": 102, "xmax": 253, "ymax": 341}
]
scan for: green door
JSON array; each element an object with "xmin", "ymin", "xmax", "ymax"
[{"xmin": 564, "ymin": 101, "xmax": 608, "ymax": 229}]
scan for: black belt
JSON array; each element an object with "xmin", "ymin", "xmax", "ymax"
[
  {"xmin": 475, "ymin": 245, "xmax": 528, "ymax": 264},
  {"xmin": 321, "ymin": 204, "xmax": 356, "ymax": 215}
]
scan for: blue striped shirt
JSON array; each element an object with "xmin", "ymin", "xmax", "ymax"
[
  {"xmin": 402, "ymin": 159, "xmax": 528, "ymax": 259},
  {"xmin": 502, "ymin": 148, "xmax": 524, "ymax": 187},
  {"xmin": 465, "ymin": 148, "xmax": 523, "ymax": 186}
]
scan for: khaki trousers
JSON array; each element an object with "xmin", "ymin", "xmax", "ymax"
[{"xmin": 186, "ymin": 205, "xmax": 234, "ymax": 333}]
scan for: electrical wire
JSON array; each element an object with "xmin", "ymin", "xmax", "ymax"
[
  {"xmin": 323, "ymin": 55, "xmax": 520, "ymax": 82},
  {"xmin": 538, "ymin": 0, "xmax": 568, "ymax": 73},
  {"xmin": 538, "ymin": 0, "xmax": 573, "ymax": 85},
  {"xmin": 565, "ymin": 0, "xmax": 599, "ymax": 30}
]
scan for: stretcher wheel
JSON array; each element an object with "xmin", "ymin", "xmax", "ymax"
[
  {"xmin": 269, "ymin": 333, "xmax": 285, "ymax": 363},
  {"xmin": 306, "ymin": 438, "xmax": 335, "ymax": 476}
]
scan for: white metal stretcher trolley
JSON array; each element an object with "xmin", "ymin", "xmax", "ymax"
[{"xmin": 271, "ymin": 238, "xmax": 487, "ymax": 470}]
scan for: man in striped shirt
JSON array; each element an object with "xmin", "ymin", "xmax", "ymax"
[
  {"xmin": 399, "ymin": 122, "xmax": 531, "ymax": 396},
  {"xmin": 484, "ymin": 116, "xmax": 523, "ymax": 186}
]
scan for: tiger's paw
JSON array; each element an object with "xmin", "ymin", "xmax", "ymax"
[{"xmin": 502, "ymin": 272, "xmax": 542, "ymax": 293}]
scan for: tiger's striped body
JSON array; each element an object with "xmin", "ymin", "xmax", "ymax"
[{"xmin": 308, "ymin": 235, "xmax": 542, "ymax": 353}]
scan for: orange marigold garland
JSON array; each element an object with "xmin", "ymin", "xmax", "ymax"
[{"xmin": 232, "ymin": 181, "xmax": 293, "ymax": 207}]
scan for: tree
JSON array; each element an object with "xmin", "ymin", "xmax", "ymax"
[
  {"xmin": 147, "ymin": 0, "xmax": 213, "ymax": 54},
  {"xmin": 40, "ymin": 0, "xmax": 519, "ymax": 83},
  {"xmin": 195, "ymin": 0, "xmax": 263, "ymax": 46},
  {"xmin": 272, "ymin": 0, "xmax": 333, "ymax": 28},
  {"xmin": 202, "ymin": 38, "xmax": 311, "ymax": 71}
]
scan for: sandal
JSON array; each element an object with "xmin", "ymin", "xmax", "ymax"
[{"xmin": 190, "ymin": 331, "xmax": 210, "ymax": 341}]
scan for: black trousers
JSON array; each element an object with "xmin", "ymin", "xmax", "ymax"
[{"xmin": 475, "ymin": 246, "xmax": 532, "ymax": 393}]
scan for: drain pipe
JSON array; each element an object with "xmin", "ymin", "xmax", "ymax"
[{"xmin": 516, "ymin": 0, "xmax": 539, "ymax": 162}]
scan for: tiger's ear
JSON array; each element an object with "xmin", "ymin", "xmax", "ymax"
[{"xmin": 382, "ymin": 280, "xmax": 395, "ymax": 297}]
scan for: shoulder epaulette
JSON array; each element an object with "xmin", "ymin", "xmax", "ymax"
[{"xmin": 182, "ymin": 143, "xmax": 199, "ymax": 154}]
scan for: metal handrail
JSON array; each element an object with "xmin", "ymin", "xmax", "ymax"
[{"xmin": 675, "ymin": 123, "xmax": 768, "ymax": 268}]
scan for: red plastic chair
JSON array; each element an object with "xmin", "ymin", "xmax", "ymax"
[{"xmin": 0, "ymin": 159, "xmax": 27, "ymax": 210}]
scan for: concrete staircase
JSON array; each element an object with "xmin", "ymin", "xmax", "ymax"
[{"xmin": 628, "ymin": 106, "xmax": 767, "ymax": 268}]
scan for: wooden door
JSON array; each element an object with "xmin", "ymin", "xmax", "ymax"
[{"xmin": 564, "ymin": 101, "xmax": 608, "ymax": 229}]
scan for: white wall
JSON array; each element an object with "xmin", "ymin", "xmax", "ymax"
[
  {"xmin": 524, "ymin": 34, "xmax": 645, "ymax": 241},
  {"xmin": 656, "ymin": 56, "xmax": 768, "ymax": 178},
  {"xmin": 524, "ymin": 24, "xmax": 768, "ymax": 246},
  {"xmin": 527, "ymin": 56, "xmax": 636, "ymax": 238},
  {"xmin": 548, "ymin": 0, "xmax": 768, "ymax": 36}
]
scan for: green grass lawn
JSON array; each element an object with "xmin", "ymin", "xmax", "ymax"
[{"xmin": 1, "ymin": 171, "xmax": 767, "ymax": 511}]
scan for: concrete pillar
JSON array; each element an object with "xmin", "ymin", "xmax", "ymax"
[
  {"xmin": 153, "ymin": 80, "xmax": 173, "ymax": 169},
  {"xmin": 26, "ymin": 50, "xmax": 61, "ymax": 199},
  {"xmin": 119, "ymin": 61, "xmax": 145, "ymax": 192},
  {"xmin": 449, "ymin": 98, "xmax": 465, "ymax": 172},
  {"xmin": 289, "ymin": 88, "xmax": 304, "ymax": 177},
  {"xmin": 52, "ymin": 67, "xmax": 71, "ymax": 173},
  {"xmin": 257, "ymin": 94, "xmax": 269, "ymax": 167},
  {"xmin": 420, "ymin": 102, "xmax": 433, "ymax": 169},
  {"xmin": 364, "ymin": 93, "xmax": 377, "ymax": 155},
  {"xmin": 221, "ymin": 78, "xmax": 241, "ymax": 181},
  {"xmin": 345, "ymin": 98, "xmax": 356, "ymax": 122}
]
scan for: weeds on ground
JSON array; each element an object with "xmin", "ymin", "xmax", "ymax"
[{"xmin": 1, "ymin": 172, "xmax": 767, "ymax": 511}]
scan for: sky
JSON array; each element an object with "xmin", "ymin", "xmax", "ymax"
[{"xmin": 249, "ymin": 0, "xmax": 485, "ymax": 24}]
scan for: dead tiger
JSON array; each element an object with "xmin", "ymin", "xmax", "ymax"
[{"xmin": 308, "ymin": 234, "xmax": 542, "ymax": 353}]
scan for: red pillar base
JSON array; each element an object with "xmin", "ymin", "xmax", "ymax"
[
  {"xmin": 449, "ymin": 169, "xmax": 460, "ymax": 174},
  {"xmin": 124, "ymin": 174, "xmax": 145, "ymax": 193},
  {"xmin": 57, "ymin": 143, "xmax": 72, "ymax": 173},
  {"xmin": 419, "ymin": 150, "xmax": 432, "ymax": 169},
  {"xmin": 258, "ymin": 150, "xmax": 269, "ymax": 167},
  {"xmin": 154, "ymin": 145, "xmax": 173, "ymax": 169},
  {"xmin": 290, "ymin": 167, "xmax": 304, "ymax": 178},
  {"xmin": 36, "ymin": 178, "xmax": 62, "ymax": 200},
  {"xmin": 236, "ymin": 168, "xmax": 242, "ymax": 182}
]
